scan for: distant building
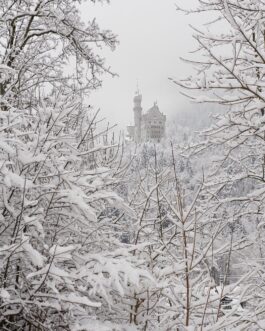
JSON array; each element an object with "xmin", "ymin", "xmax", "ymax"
[{"xmin": 127, "ymin": 91, "xmax": 166, "ymax": 143}]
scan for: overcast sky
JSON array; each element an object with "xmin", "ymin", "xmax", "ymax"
[{"xmin": 80, "ymin": 0, "xmax": 200, "ymax": 129}]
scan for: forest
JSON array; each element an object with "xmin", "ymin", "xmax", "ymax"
[{"xmin": 0, "ymin": 0, "xmax": 265, "ymax": 330}]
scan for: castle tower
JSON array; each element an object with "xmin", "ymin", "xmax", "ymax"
[{"xmin": 133, "ymin": 91, "xmax": 142, "ymax": 143}]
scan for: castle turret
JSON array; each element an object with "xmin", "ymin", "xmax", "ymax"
[{"xmin": 133, "ymin": 91, "xmax": 142, "ymax": 142}]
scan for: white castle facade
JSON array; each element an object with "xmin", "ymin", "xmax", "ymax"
[{"xmin": 127, "ymin": 91, "xmax": 166, "ymax": 143}]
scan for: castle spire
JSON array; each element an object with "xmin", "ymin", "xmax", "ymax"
[
  {"xmin": 133, "ymin": 87, "xmax": 142, "ymax": 143},
  {"xmin": 136, "ymin": 80, "xmax": 140, "ymax": 96}
]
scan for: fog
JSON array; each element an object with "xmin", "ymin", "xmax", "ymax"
[{"xmin": 80, "ymin": 0, "xmax": 205, "ymax": 130}]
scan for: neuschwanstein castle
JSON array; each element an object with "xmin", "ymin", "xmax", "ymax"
[{"xmin": 127, "ymin": 91, "xmax": 166, "ymax": 143}]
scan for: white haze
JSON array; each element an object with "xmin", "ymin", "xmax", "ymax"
[{"xmin": 80, "ymin": 0, "xmax": 214, "ymax": 131}]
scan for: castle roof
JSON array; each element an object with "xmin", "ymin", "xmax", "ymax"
[{"xmin": 146, "ymin": 102, "xmax": 164, "ymax": 118}]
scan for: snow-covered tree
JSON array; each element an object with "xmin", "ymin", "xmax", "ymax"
[
  {"xmin": 172, "ymin": 0, "xmax": 265, "ymax": 329},
  {"xmin": 0, "ymin": 0, "xmax": 117, "ymax": 109},
  {"xmin": 0, "ymin": 82, "xmax": 156, "ymax": 331},
  {"xmin": 118, "ymin": 142, "xmax": 250, "ymax": 330},
  {"xmin": 0, "ymin": 1, "xmax": 154, "ymax": 330}
]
